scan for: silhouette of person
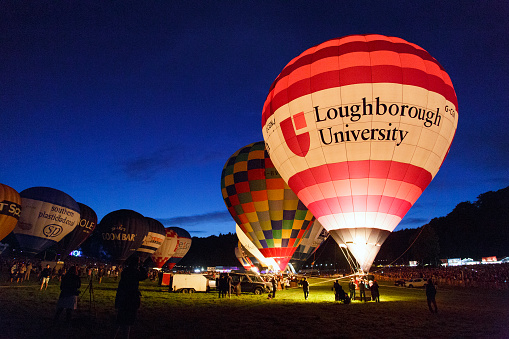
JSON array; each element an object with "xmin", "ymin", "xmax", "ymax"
[
  {"xmin": 426, "ymin": 278, "xmax": 438, "ymax": 313},
  {"xmin": 54, "ymin": 265, "xmax": 81, "ymax": 323},
  {"xmin": 114, "ymin": 256, "xmax": 148, "ymax": 339}
]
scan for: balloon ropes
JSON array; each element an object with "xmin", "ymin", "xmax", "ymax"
[
  {"xmin": 54, "ymin": 202, "xmax": 97, "ymax": 258},
  {"xmin": 0, "ymin": 183, "xmax": 21, "ymax": 242},
  {"xmin": 97, "ymin": 209, "xmax": 149, "ymax": 264},
  {"xmin": 262, "ymin": 34, "xmax": 458, "ymax": 273},
  {"xmin": 13, "ymin": 187, "xmax": 81, "ymax": 255},
  {"xmin": 166, "ymin": 227, "xmax": 192, "ymax": 270},
  {"xmin": 134, "ymin": 217, "xmax": 166, "ymax": 262},
  {"xmin": 221, "ymin": 141, "xmax": 315, "ymax": 271},
  {"xmin": 150, "ymin": 227, "xmax": 179, "ymax": 269}
]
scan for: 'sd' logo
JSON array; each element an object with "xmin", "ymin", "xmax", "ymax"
[
  {"xmin": 43, "ymin": 224, "xmax": 63, "ymax": 238},
  {"xmin": 280, "ymin": 112, "xmax": 310, "ymax": 157}
]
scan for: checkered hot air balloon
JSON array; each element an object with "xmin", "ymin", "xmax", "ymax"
[
  {"xmin": 221, "ymin": 141, "xmax": 315, "ymax": 271},
  {"xmin": 262, "ymin": 34, "xmax": 458, "ymax": 272}
]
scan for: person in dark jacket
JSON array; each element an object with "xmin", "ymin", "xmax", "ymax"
[
  {"xmin": 271, "ymin": 277, "xmax": 277, "ymax": 299},
  {"xmin": 359, "ymin": 279, "xmax": 366, "ymax": 302},
  {"xmin": 370, "ymin": 280, "xmax": 380, "ymax": 302},
  {"xmin": 349, "ymin": 278, "xmax": 356, "ymax": 301},
  {"xmin": 425, "ymin": 279, "xmax": 438, "ymax": 313},
  {"xmin": 114, "ymin": 256, "xmax": 148, "ymax": 339},
  {"xmin": 302, "ymin": 277, "xmax": 310, "ymax": 300},
  {"xmin": 54, "ymin": 265, "xmax": 81, "ymax": 323},
  {"xmin": 333, "ymin": 280, "xmax": 344, "ymax": 301}
]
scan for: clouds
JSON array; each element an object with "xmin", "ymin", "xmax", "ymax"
[{"xmin": 156, "ymin": 211, "xmax": 234, "ymax": 236}]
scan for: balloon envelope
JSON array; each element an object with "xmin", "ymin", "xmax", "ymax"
[
  {"xmin": 0, "ymin": 183, "xmax": 22, "ymax": 242},
  {"xmin": 290, "ymin": 220, "xmax": 328, "ymax": 271},
  {"xmin": 150, "ymin": 227, "xmax": 179, "ymax": 268},
  {"xmin": 235, "ymin": 241, "xmax": 256, "ymax": 271},
  {"xmin": 166, "ymin": 227, "xmax": 192, "ymax": 270},
  {"xmin": 135, "ymin": 217, "xmax": 166, "ymax": 262},
  {"xmin": 97, "ymin": 209, "xmax": 149, "ymax": 263},
  {"xmin": 221, "ymin": 141, "xmax": 315, "ymax": 271},
  {"xmin": 262, "ymin": 35, "xmax": 458, "ymax": 272},
  {"xmin": 55, "ymin": 202, "xmax": 97, "ymax": 257},
  {"xmin": 13, "ymin": 187, "xmax": 80, "ymax": 254}
]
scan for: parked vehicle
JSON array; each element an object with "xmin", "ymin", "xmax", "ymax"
[
  {"xmin": 394, "ymin": 279, "xmax": 406, "ymax": 287},
  {"xmin": 406, "ymin": 278, "xmax": 427, "ymax": 288},
  {"xmin": 229, "ymin": 272, "xmax": 271, "ymax": 295},
  {"xmin": 164, "ymin": 273, "xmax": 211, "ymax": 293}
]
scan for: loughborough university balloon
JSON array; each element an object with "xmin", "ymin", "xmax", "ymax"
[
  {"xmin": 221, "ymin": 142, "xmax": 315, "ymax": 271},
  {"xmin": 262, "ymin": 35, "xmax": 458, "ymax": 272},
  {"xmin": 0, "ymin": 184, "xmax": 22, "ymax": 242},
  {"xmin": 13, "ymin": 187, "xmax": 80, "ymax": 254}
]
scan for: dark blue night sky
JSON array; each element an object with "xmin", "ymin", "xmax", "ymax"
[{"xmin": 1, "ymin": 1, "xmax": 507, "ymax": 236}]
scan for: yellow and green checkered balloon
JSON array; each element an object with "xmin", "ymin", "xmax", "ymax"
[{"xmin": 221, "ymin": 141, "xmax": 315, "ymax": 271}]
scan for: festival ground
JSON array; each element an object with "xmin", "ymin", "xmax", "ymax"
[{"xmin": 0, "ymin": 276, "xmax": 507, "ymax": 338}]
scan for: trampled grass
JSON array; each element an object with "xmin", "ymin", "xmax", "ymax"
[{"xmin": 0, "ymin": 276, "xmax": 508, "ymax": 338}]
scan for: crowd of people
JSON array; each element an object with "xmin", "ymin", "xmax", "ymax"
[{"xmin": 373, "ymin": 263, "xmax": 509, "ymax": 289}]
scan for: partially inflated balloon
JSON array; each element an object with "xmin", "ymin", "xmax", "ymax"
[
  {"xmin": 235, "ymin": 241, "xmax": 256, "ymax": 271},
  {"xmin": 150, "ymin": 228, "xmax": 179, "ymax": 268},
  {"xmin": 290, "ymin": 220, "xmax": 328, "ymax": 271},
  {"xmin": 166, "ymin": 227, "xmax": 191, "ymax": 270},
  {"xmin": 13, "ymin": 187, "xmax": 80, "ymax": 254},
  {"xmin": 134, "ymin": 217, "xmax": 166, "ymax": 262},
  {"xmin": 0, "ymin": 184, "xmax": 22, "ymax": 242},
  {"xmin": 221, "ymin": 141, "xmax": 315, "ymax": 271},
  {"xmin": 262, "ymin": 34, "xmax": 458, "ymax": 272},
  {"xmin": 97, "ymin": 209, "xmax": 149, "ymax": 263},
  {"xmin": 54, "ymin": 202, "xmax": 97, "ymax": 257}
]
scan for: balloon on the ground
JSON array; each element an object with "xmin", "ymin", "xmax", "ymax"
[
  {"xmin": 290, "ymin": 220, "xmax": 328, "ymax": 271},
  {"xmin": 54, "ymin": 202, "xmax": 97, "ymax": 257},
  {"xmin": 262, "ymin": 34, "xmax": 458, "ymax": 272},
  {"xmin": 221, "ymin": 141, "xmax": 315, "ymax": 271},
  {"xmin": 97, "ymin": 209, "xmax": 149, "ymax": 263},
  {"xmin": 166, "ymin": 227, "xmax": 192, "ymax": 270},
  {"xmin": 150, "ymin": 227, "xmax": 179, "ymax": 268},
  {"xmin": 13, "ymin": 187, "xmax": 80, "ymax": 254},
  {"xmin": 135, "ymin": 217, "xmax": 166, "ymax": 262},
  {"xmin": 0, "ymin": 183, "xmax": 22, "ymax": 242}
]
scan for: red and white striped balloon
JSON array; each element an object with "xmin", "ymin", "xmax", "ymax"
[{"xmin": 262, "ymin": 34, "xmax": 458, "ymax": 272}]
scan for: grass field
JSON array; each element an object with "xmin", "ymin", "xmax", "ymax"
[{"xmin": 0, "ymin": 276, "xmax": 508, "ymax": 339}]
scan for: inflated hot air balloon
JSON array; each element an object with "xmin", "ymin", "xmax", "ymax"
[
  {"xmin": 54, "ymin": 202, "xmax": 97, "ymax": 257},
  {"xmin": 235, "ymin": 241, "xmax": 256, "ymax": 271},
  {"xmin": 150, "ymin": 227, "xmax": 179, "ymax": 268},
  {"xmin": 134, "ymin": 217, "xmax": 166, "ymax": 262},
  {"xmin": 97, "ymin": 209, "xmax": 149, "ymax": 263},
  {"xmin": 13, "ymin": 187, "xmax": 80, "ymax": 254},
  {"xmin": 262, "ymin": 34, "xmax": 458, "ymax": 272},
  {"xmin": 221, "ymin": 141, "xmax": 315, "ymax": 271},
  {"xmin": 290, "ymin": 220, "xmax": 328, "ymax": 271},
  {"xmin": 0, "ymin": 184, "xmax": 21, "ymax": 242},
  {"xmin": 166, "ymin": 227, "xmax": 192, "ymax": 270}
]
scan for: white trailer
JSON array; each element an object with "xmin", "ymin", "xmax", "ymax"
[{"xmin": 167, "ymin": 273, "xmax": 211, "ymax": 293}]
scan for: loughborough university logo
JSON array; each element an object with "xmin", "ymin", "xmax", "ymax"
[{"xmin": 280, "ymin": 111, "xmax": 310, "ymax": 157}]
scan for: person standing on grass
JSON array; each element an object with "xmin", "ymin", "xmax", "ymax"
[
  {"xmin": 359, "ymin": 279, "xmax": 366, "ymax": 302},
  {"xmin": 271, "ymin": 276, "xmax": 277, "ymax": 299},
  {"xmin": 333, "ymin": 280, "xmax": 344, "ymax": 301},
  {"xmin": 370, "ymin": 280, "xmax": 380, "ymax": 302},
  {"xmin": 426, "ymin": 278, "xmax": 438, "ymax": 313},
  {"xmin": 54, "ymin": 265, "xmax": 81, "ymax": 324},
  {"xmin": 349, "ymin": 278, "xmax": 356, "ymax": 301},
  {"xmin": 114, "ymin": 256, "xmax": 148, "ymax": 339},
  {"xmin": 302, "ymin": 277, "xmax": 310, "ymax": 300},
  {"xmin": 40, "ymin": 264, "xmax": 52, "ymax": 290}
]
